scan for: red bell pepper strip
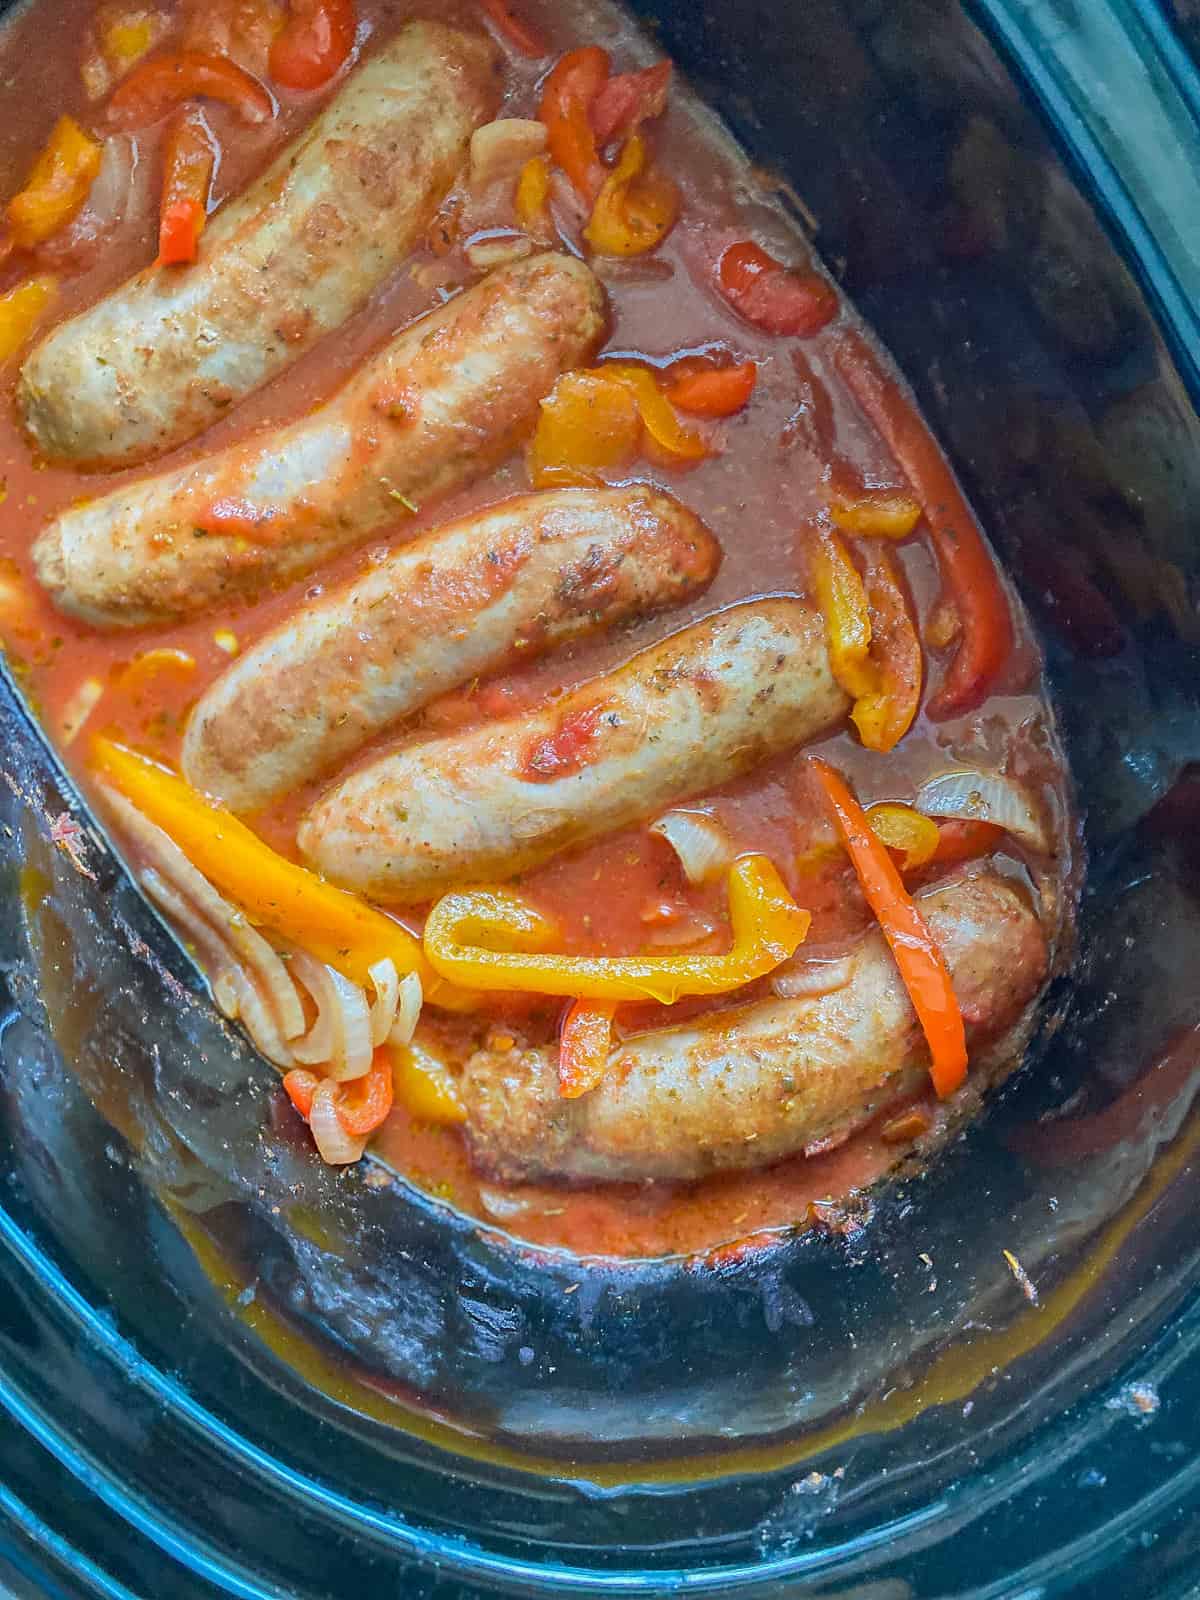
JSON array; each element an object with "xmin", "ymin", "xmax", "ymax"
[
  {"xmin": 831, "ymin": 327, "xmax": 1013, "ymax": 717},
  {"xmin": 591, "ymin": 60, "xmax": 671, "ymax": 144},
  {"xmin": 539, "ymin": 45, "xmax": 608, "ymax": 202},
  {"xmin": 478, "ymin": 0, "xmax": 547, "ymax": 58},
  {"xmin": 718, "ymin": 241, "xmax": 839, "ymax": 337},
  {"xmin": 283, "ymin": 1049, "xmax": 394, "ymax": 1136},
  {"xmin": 269, "ymin": 0, "xmax": 355, "ymax": 91},
  {"xmin": 810, "ymin": 757, "xmax": 968, "ymax": 1098},
  {"xmin": 928, "ymin": 818, "xmax": 1006, "ymax": 867},
  {"xmin": 108, "ymin": 50, "xmax": 275, "ymax": 128},
  {"xmin": 665, "ymin": 358, "xmax": 757, "ymax": 417},
  {"xmin": 157, "ymin": 106, "xmax": 216, "ymax": 265},
  {"xmin": 558, "ymin": 999, "xmax": 616, "ymax": 1098}
]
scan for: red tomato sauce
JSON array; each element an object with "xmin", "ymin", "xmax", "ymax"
[{"xmin": 0, "ymin": 0, "xmax": 1071, "ymax": 1258}]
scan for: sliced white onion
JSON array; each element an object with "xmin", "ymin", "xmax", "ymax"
[
  {"xmin": 477, "ymin": 1185, "xmax": 536, "ymax": 1220},
  {"xmin": 288, "ymin": 950, "xmax": 372, "ymax": 1081},
  {"xmin": 772, "ymin": 951, "xmax": 856, "ymax": 999},
  {"xmin": 466, "ymin": 233, "xmax": 534, "ymax": 270},
  {"xmin": 367, "ymin": 958, "xmax": 399, "ymax": 1047},
  {"xmin": 308, "ymin": 1079, "xmax": 367, "ymax": 1166},
  {"xmin": 388, "ymin": 971, "xmax": 423, "ymax": 1047},
  {"xmin": 225, "ymin": 970, "xmax": 296, "ymax": 1068},
  {"xmin": 211, "ymin": 969, "xmax": 241, "ymax": 1021},
  {"xmin": 915, "ymin": 769, "xmax": 1050, "ymax": 853},
  {"xmin": 59, "ymin": 677, "xmax": 105, "ymax": 746},
  {"xmin": 650, "ymin": 810, "xmax": 734, "ymax": 885},
  {"xmin": 468, "ymin": 117, "xmax": 547, "ymax": 189},
  {"xmin": 103, "ymin": 787, "xmax": 306, "ymax": 1040}
]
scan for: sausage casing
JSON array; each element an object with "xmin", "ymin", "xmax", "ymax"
[
  {"xmin": 182, "ymin": 486, "xmax": 720, "ymax": 812},
  {"xmin": 19, "ymin": 22, "xmax": 502, "ymax": 467},
  {"xmin": 32, "ymin": 253, "xmax": 606, "ymax": 626},
  {"xmin": 461, "ymin": 873, "xmax": 1049, "ymax": 1182},
  {"xmin": 298, "ymin": 597, "xmax": 849, "ymax": 902}
]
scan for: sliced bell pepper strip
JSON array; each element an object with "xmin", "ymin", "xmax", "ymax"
[
  {"xmin": 478, "ymin": 0, "xmax": 546, "ymax": 58},
  {"xmin": 830, "ymin": 489, "xmax": 922, "ymax": 540},
  {"xmin": 557, "ymin": 999, "xmax": 615, "ymax": 1097},
  {"xmin": 0, "ymin": 275, "xmax": 58, "ymax": 364},
  {"xmin": 539, "ymin": 45, "xmax": 608, "ymax": 202},
  {"xmin": 810, "ymin": 524, "xmax": 877, "ymax": 700},
  {"xmin": 601, "ymin": 361, "xmax": 708, "ymax": 459},
  {"xmin": 514, "ymin": 152, "xmax": 551, "ymax": 232},
  {"xmin": 866, "ymin": 803, "xmax": 939, "ymax": 871},
  {"xmin": 850, "ymin": 548, "xmax": 923, "ymax": 753},
  {"xmin": 665, "ymin": 358, "xmax": 757, "ymax": 417},
  {"xmin": 269, "ymin": 0, "xmax": 355, "ymax": 90},
  {"xmin": 423, "ymin": 853, "xmax": 811, "ymax": 1003},
  {"xmin": 6, "ymin": 116, "xmax": 103, "ymax": 250},
  {"xmin": 583, "ymin": 132, "xmax": 679, "ymax": 257},
  {"xmin": 590, "ymin": 60, "xmax": 671, "ymax": 145},
  {"xmin": 527, "ymin": 369, "xmax": 641, "ymax": 487},
  {"xmin": 284, "ymin": 1047, "xmax": 394, "ymax": 1136},
  {"xmin": 810, "ymin": 757, "xmax": 967, "ymax": 1098},
  {"xmin": 89, "ymin": 737, "xmax": 468, "ymax": 1008},
  {"xmin": 157, "ymin": 105, "xmax": 216, "ymax": 265},
  {"xmin": 929, "ymin": 817, "xmax": 1006, "ymax": 867},
  {"xmin": 830, "ymin": 327, "xmax": 1013, "ymax": 718},
  {"xmin": 108, "ymin": 51, "xmax": 274, "ymax": 129},
  {"xmin": 394, "ymin": 1040, "xmax": 466, "ymax": 1124},
  {"xmin": 718, "ymin": 241, "xmax": 838, "ymax": 337}
]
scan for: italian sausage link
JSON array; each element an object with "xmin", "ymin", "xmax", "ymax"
[
  {"xmin": 182, "ymin": 486, "xmax": 721, "ymax": 813},
  {"xmin": 19, "ymin": 22, "xmax": 502, "ymax": 468},
  {"xmin": 462, "ymin": 873, "xmax": 1049, "ymax": 1183},
  {"xmin": 32, "ymin": 253, "xmax": 606, "ymax": 626},
  {"xmin": 298, "ymin": 597, "xmax": 850, "ymax": 902}
]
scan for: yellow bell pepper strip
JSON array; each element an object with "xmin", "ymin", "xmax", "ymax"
[
  {"xmin": 6, "ymin": 116, "xmax": 103, "ymax": 251},
  {"xmin": 583, "ymin": 132, "xmax": 679, "ymax": 257},
  {"xmin": 830, "ymin": 489, "xmax": 922, "ymax": 540},
  {"xmin": 557, "ymin": 999, "xmax": 615, "ymax": 1098},
  {"xmin": 866, "ymin": 803, "xmax": 940, "ymax": 871},
  {"xmin": 850, "ymin": 548, "xmax": 923, "ymax": 753},
  {"xmin": 90, "ymin": 737, "xmax": 470, "ymax": 1009},
  {"xmin": 0, "ymin": 276, "xmax": 58, "ymax": 364},
  {"xmin": 601, "ymin": 361, "xmax": 709, "ymax": 460},
  {"xmin": 810, "ymin": 524, "xmax": 877, "ymax": 700},
  {"xmin": 527, "ymin": 369, "xmax": 641, "ymax": 487},
  {"xmin": 514, "ymin": 153, "xmax": 552, "ymax": 233},
  {"xmin": 393, "ymin": 1040, "xmax": 467, "ymax": 1124},
  {"xmin": 811, "ymin": 757, "xmax": 967, "ymax": 1098},
  {"xmin": 423, "ymin": 854, "xmax": 811, "ymax": 1003}
]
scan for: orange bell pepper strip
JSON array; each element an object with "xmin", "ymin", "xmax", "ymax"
[
  {"xmin": 850, "ymin": 548, "xmax": 923, "ymax": 753},
  {"xmin": 601, "ymin": 361, "xmax": 708, "ymax": 459},
  {"xmin": 718, "ymin": 241, "xmax": 839, "ymax": 337},
  {"xmin": 6, "ymin": 116, "xmax": 103, "ymax": 251},
  {"xmin": 590, "ymin": 60, "xmax": 671, "ymax": 144},
  {"xmin": 269, "ymin": 0, "xmax": 355, "ymax": 90},
  {"xmin": 810, "ymin": 757, "xmax": 967, "ymax": 1098},
  {"xmin": 89, "ymin": 737, "xmax": 469, "ymax": 1009},
  {"xmin": 477, "ymin": 0, "xmax": 546, "ymax": 58},
  {"xmin": 830, "ymin": 326, "xmax": 1013, "ymax": 718},
  {"xmin": 157, "ymin": 106, "xmax": 216, "ymax": 265},
  {"xmin": 866, "ymin": 803, "xmax": 940, "ymax": 871},
  {"xmin": 666, "ymin": 358, "xmax": 757, "ymax": 417},
  {"xmin": 539, "ymin": 45, "xmax": 608, "ymax": 202},
  {"xmin": 0, "ymin": 276, "xmax": 58, "ymax": 364},
  {"xmin": 557, "ymin": 1000, "xmax": 615, "ymax": 1098},
  {"xmin": 514, "ymin": 153, "xmax": 552, "ymax": 232},
  {"xmin": 810, "ymin": 525, "xmax": 877, "ymax": 700},
  {"xmin": 423, "ymin": 854, "xmax": 811, "ymax": 1003},
  {"xmin": 527, "ymin": 369, "xmax": 641, "ymax": 487},
  {"xmin": 830, "ymin": 489, "xmax": 922, "ymax": 539},
  {"xmin": 583, "ymin": 132, "xmax": 679, "ymax": 257},
  {"xmin": 108, "ymin": 51, "xmax": 274, "ymax": 129}
]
